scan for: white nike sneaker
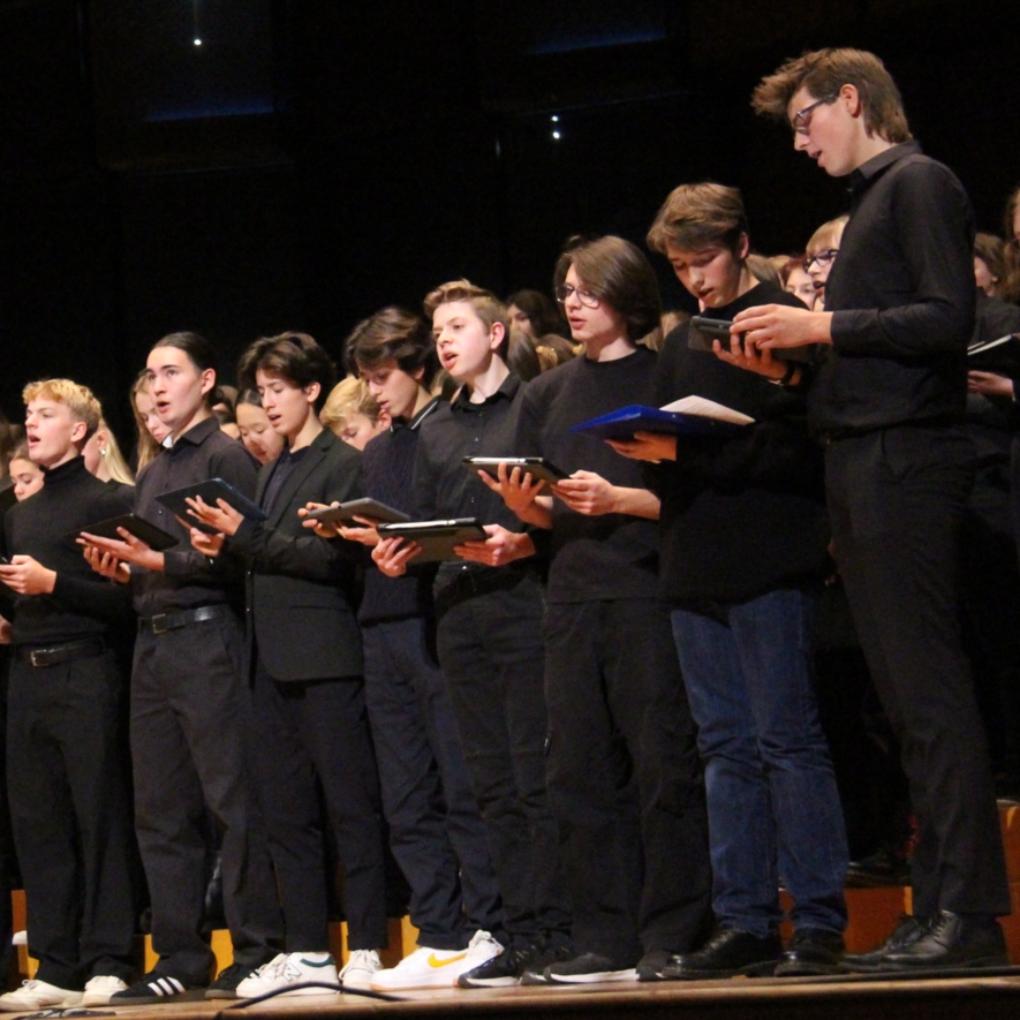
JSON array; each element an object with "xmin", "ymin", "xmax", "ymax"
[
  {"xmin": 82, "ymin": 975, "xmax": 129, "ymax": 1006},
  {"xmin": 338, "ymin": 949, "xmax": 383, "ymax": 990},
  {"xmin": 235, "ymin": 951, "xmax": 339, "ymax": 998},
  {"xmin": 370, "ymin": 930, "xmax": 503, "ymax": 991},
  {"xmin": 0, "ymin": 979, "xmax": 83, "ymax": 1012}
]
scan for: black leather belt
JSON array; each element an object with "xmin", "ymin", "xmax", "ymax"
[
  {"xmin": 18, "ymin": 637, "xmax": 107, "ymax": 668},
  {"xmin": 138, "ymin": 604, "xmax": 230, "ymax": 636}
]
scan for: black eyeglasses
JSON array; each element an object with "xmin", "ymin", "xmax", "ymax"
[
  {"xmin": 555, "ymin": 283, "xmax": 600, "ymax": 308},
  {"xmin": 791, "ymin": 94, "xmax": 837, "ymax": 135},
  {"xmin": 805, "ymin": 248, "xmax": 840, "ymax": 269}
]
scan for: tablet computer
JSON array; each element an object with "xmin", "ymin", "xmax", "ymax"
[
  {"xmin": 688, "ymin": 315, "xmax": 813, "ymax": 363},
  {"xmin": 304, "ymin": 498, "xmax": 411, "ymax": 526},
  {"xmin": 376, "ymin": 518, "xmax": 487, "ymax": 563},
  {"xmin": 463, "ymin": 456, "xmax": 568, "ymax": 485},
  {"xmin": 156, "ymin": 477, "xmax": 267, "ymax": 530},
  {"xmin": 75, "ymin": 513, "xmax": 179, "ymax": 551}
]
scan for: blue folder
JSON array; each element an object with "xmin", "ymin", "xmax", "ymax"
[{"xmin": 570, "ymin": 405, "xmax": 744, "ymax": 441}]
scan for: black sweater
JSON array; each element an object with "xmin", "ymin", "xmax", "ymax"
[
  {"xmin": 0, "ymin": 456, "xmax": 133, "ymax": 645},
  {"xmin": 649, "ymin": 282, "xmax": 829, "ymax": 605},
  {"xmin": 514, "ymin": 346, "xmax": 661, "ymax": 603}
]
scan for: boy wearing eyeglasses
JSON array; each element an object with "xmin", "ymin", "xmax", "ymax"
[
  {"xmin": 488, "ymin": 236, "xmax": 711, "ymax": 985},
  {"xmin": 720, "ymin": 47, "xmax": 1009, "ymax": 971}
]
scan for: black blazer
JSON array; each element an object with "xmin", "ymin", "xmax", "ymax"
[{"xmin": 228, "ymin": 428, "xmax": 363, "ymax": 681}]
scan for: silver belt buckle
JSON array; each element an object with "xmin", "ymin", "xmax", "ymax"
[
  {"xmin": 29, "ymin": 649, "xmax": 47, "ymax": 667},
  {"xmin": 150, "ymin": 613, "xmax": 171, "ymax": 635}
]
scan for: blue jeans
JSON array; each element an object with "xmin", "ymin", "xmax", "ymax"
[{"xmin": 671, "ymin": 588, "xmax": 847, "ymax": 937}]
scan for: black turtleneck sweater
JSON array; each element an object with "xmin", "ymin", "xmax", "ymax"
[
  {"xmin": 648, "ymin": 281, "xmax": 829, "ymax": 605},
  {"xmin": 0, "ymin": 456, "xmax": 133, "ymax": 645}
]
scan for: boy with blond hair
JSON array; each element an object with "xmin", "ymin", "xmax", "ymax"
[{"xmin": 0, "ymin": 380, "xmax": 137, "ymax": 1010}]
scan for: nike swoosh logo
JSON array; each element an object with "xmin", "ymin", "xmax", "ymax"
[{"xmin": 427, "ymin": 952, "xmax": 468, "ymax": 968}]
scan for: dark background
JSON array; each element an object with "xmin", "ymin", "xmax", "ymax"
[{"xmin": 2, "ymin": 0, "xmax": 1016, "ymax": 446}]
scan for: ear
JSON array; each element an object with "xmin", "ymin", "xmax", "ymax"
[
  {"xmin": 839, "ymin": 83, "xmax": 863, "ymax": 119},
  {"xmin": 412, "ymin": 364, "xmax": 426, "ymax": 383},
  {"xmin": 303, "ymin": 381, "xmax": 322, "ymax": 405},
  {"xmin": 70, "ymin": 420, "xmax": 89, "ymax": 446},
  {"xmin": 198, "ymin": 367, "xmax": 217, "ymax": 398},
  {"xmin": 736, "ymin": 232, "xmax": 751, "ymax": 261},
  {"xmin": 488, "ymin": 321, "xmax": 506, "ymax": 352}
]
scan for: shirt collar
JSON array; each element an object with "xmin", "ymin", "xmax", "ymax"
[
  {"xmin": 170, "ymin": 416, "xmax": 220, "ymax": 451},
  {"xmin": 847, "ymin": 140, "xmax": 921, "ymax": 196},
  {"xmin": 451, "ymin": 373, "xmax": 520, "ymax": 413},
  {"xmin": 391, "ymin": 397, "xmax": 442, "ymax": 433}
]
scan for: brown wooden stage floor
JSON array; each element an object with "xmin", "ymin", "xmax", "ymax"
[{"xmin": 24, "ymin": 971, "xmax": 1020, "ymax": 1020}]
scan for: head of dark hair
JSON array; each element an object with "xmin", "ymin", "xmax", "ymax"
[
  {"xmin": 151, "ymin": 331, "xmax": 217, "ymax": 373},
  {"xmin": 506, "ymin": 289, "xmax": 567, "ymax": 337},
  {"xmin": 553, "ymin": 235, "xmax": 661, "ymax": 342},
  {"xmin": 236, "ymin": 388, "xmax": 264, "ymax": 409},
  {"xmin": 344, "ymin": 306, "xmax": 438, "ymax": 385},
  {"xmin": 236, "ymin": 332, "xmax": 336, "ymax": 413}
]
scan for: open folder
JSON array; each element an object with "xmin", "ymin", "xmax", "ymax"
[
  {"xmin": 967, "ymin": 333, "xmax": 1020, "ymax": 376},
  {"xmin": 571, "ymin": 396, "xmax": 754, "ymax": 441}
]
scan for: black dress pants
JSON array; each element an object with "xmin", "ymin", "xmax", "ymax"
[
  {"xmin": 363, "ymin": 617, "xmax": 501, "ymax": 950},
  {"xmin": 825, "ymin": 425, "xmax": 1010, "ymax": 918},
  {"xmin": 435, "ymin": 570, "xmax": 570, "ymax": 948},
  {"xmin": 249, "ymin": 661, "xmax": 388, "ymax": 951},
  {"xmin": 131, "ymin": 615, "xmax": 281, "ymax": 982},
  {"xmin": 542, "ymin": 598, "xmax": 711, "ymax": 963},
  {"xmin": 7, "ymin": 648, "xmax": 136, "ymax": 988}
]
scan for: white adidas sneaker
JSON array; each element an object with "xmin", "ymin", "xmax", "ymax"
[
  {"xmin": 235, "ymin": 951, "xmax": 339, "ymax": 998},
  {"xmin": 370, "ymin": 930, "xmax": 503, "ymax": 991}
]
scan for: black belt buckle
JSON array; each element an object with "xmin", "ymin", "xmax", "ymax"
[
  {"xmin": 28, "ymin": 648, "xmax": 52, "ymax": 668},
  {"xmin": 149, "ymin": 613, "xmax": 173, "ymax": 635}
]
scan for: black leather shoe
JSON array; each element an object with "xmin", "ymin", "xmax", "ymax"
[
  {"xmin": 773, "ymin": 928, "xmax": 844, "ymax": 976},
  {"xmin": 843, "ymin": 915, "xmax": 927, "ymax": 971},
  {"xmin": 662, "ymin": 929, "xmax": 781, "ymax": 980},
  {"xmin": 881, "ymin": 910, "xmax": 1007, "ymax": 970},
  {"xmin": 845, "ymin": 847, "xmax": 910, "ymax": 888}
]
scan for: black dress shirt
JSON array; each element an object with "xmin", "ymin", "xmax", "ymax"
[
  {"xmin": 811, "ymin": 141, "xmax": 975, "ymax": 435},
  {"xmin": 132, "ymin": 416, "xmax": 257, "ymax": 616}
]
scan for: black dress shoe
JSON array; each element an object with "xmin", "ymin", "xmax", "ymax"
[
  {"xmin": 881, "ymin": 910, "xmax": 1007, "ymax": 970},
  {"xmin": 843, "ymin": 915, "xmax": 927, "ymax": 971},
  {"xmin": 662, "ymin": 929, "xmax": 781, "ymax": 980},
  {"xmin": 773, "ymin": 928, "xmax": 844, "ymax": 976},
  {"xmin": 845, "ymin": 847, "xmax": 910, "ymax": 888}
]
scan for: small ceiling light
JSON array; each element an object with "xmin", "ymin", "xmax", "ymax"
[
  {"xmin": 551, "ymin": 130, "xmax": 562, "ymax": 141},
  {"xmin": 193, "ymin": 37, "xmax": 203, "ymax": 46},
  {"xmin": 550, "ymin": 114, "xmax": 560, "ymax": 123}
]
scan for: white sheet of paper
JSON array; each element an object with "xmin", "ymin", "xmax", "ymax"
[{"xmin": 660, "ymin": 395, "xmax": 755, "ymax": 426}]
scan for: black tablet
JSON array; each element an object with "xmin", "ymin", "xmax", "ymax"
[
  {"xmin": 75, "ymin": 513, "xmax": 179, "ymax": 552},
  {"xmin": 156, "ymin": 477, "xmax": 267, "ymax": 529},
  {"xmin": 688, "ymin": 315, "xmax": 813, "ymax": 363},
  {"xmin": 463, "ymin": 456, "xmax": 568, "ymax": 485},
  {"xmin": 376, "ymin": 518, "xmax": 487, "ymax": 563},
  {"xmin": 305, "ymin": 498, "xmax": 411, "ymax": 526}
]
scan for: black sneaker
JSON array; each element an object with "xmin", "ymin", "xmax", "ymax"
[
  {"xmin": 459, "ymin": 943, "xmax": 534, "ymax": 987},
  {"xmin": 206, "ymin": 962, "xmax": 258, "ymax": 999},
  {"xmin": 662, "ymin": 929, "xmax": 781, "ymax": 980},
  {"xmin": 636, "ymin": 949, "xmax": 672, "ymax": 982},
  {"xmin": 521, "ymin": 942, "xmax": 575, "ymax": 985},
  {"xmin": 545, "ymin": 951, "xmax": 637, "ymax": 984},
  {"xmin": 111, "ymin": 972, "xmax": 205, "ymax": 1004}
]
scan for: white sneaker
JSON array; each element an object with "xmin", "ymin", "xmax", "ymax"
[
  {"xmin": 82, "ymin": 975, "xmax": 129, "ymax": 1006},
  {"xmin": 371, "ymin": 930, "xmax": 503, "ymax": 991},
  {"xmin": 235, "ymin": 952, "xmax": 339, "ymax": 998},
  {"xmin": 0, "ymin": 979, "xmax": 83, "ymax": 1012},
  {"xmin": 338, "ymin": 949, "xmax": 383, "ymax": 990}
]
